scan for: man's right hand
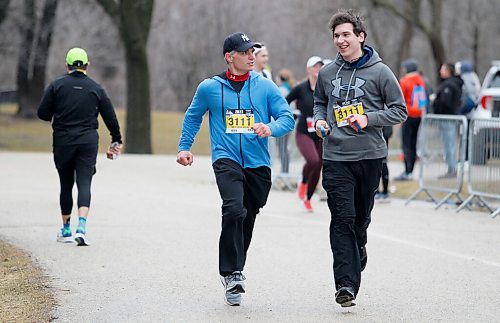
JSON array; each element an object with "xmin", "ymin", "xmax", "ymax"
[
  {"xmin": 177, "ymin": 150, "xmax": 194, "ymax": 166},
  {"xmin": 315, "ymin": 120, "xmax": 331, "ymax": 138}
]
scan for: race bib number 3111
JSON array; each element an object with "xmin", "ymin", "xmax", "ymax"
[
  {"xmin": 226, "ymin": 109, "xmax": 255, "ymax": 133},
  {"xmin": 334, "ymin": 101, "xmax": 364, "ymax": 127}
]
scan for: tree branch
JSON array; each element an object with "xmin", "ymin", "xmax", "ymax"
[
  {"xmin": 95, "ymin": 0, "xmax": 120, "ymax": 26},
  {"xmin": 370, "ymin": 0, "xmax": 429, "ymax": 35}
]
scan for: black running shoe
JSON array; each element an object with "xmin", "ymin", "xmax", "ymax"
[
  {"xmin": 335, "ymin": 286, "xmax": 356, "ymax": 307},
  {"xmin": 360, "ymin": 246, "xmax": 367, "ymax": 272}
]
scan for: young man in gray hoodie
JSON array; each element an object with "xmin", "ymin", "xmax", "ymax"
[{"xmin": 313, "ymin": 9, "xmax": 407, "ymax": 307}]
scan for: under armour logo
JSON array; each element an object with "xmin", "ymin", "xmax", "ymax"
[
  {"xmin": 241, "ymin": 34, "xmax": 250, "ymax": 42},
  {"xmin": 331, "ymin": 77, "xmax": 366, "ymax": 98}
]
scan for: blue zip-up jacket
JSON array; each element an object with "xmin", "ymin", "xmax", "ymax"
[{"xmin": 179, "ymin": 71, "xmax": 294, "ymax": 168}]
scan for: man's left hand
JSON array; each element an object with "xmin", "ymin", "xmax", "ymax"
[
  {"xmin": 348, "ymin": 114, "xmax": 368, "ymax": 132},
  {"xmin": 253, "ymin": 123, "xmax": 272, "ymax": 138}
]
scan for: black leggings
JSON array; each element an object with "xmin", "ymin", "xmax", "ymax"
[{"xmin": 53, "ymin": 144, "xmax": 98, "ymax": 215}]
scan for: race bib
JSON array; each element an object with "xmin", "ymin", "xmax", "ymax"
[
  {"xmin": 306, "ymin": 117, "xmax": 315, "ymax": 133},
  {"xmin": 225, "ymin": 109, "xmax": 255, "ymax": 133},
  {"xmin": 334, "ymin": 101, "xmax": 364, "ymax": 127}
]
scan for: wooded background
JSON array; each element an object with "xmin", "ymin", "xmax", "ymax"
[{"xmin": 1, "ymin": 0, "xmax": 499, "ymax": 153}]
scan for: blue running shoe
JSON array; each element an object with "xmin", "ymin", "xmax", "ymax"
[
  {"xmin": 74, "ymin": 227, "xmax": 90, "ymax": 246},
  {"xmin": 57, "ymin": 228, "xmax": 73, "ymax": 243}
]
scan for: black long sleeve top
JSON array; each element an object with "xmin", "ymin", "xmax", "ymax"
[{"xmin": 37, "ymin": 71, "xmax": 122, "ymax": 146}]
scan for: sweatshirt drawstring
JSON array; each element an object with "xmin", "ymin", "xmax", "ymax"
[{"xmin": 334, "ymin": 61, "xmax": 358, "ymax": 103}]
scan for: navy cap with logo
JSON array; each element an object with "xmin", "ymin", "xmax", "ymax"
[{"xmin": 223, "ymin": 32, "xmax": 261, "ymax": 55}]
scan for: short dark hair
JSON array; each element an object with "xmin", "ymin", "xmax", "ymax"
[
  {"xmin": 67, "ymin": 63, "xmax": 88, "ymax": 70},
  {"xmin": 443, "ymin": 63, "xmax": 455, "ymax": 75},
  {"xmin": 328, "ymin": 9, "xmax": 367, "ymax": 43}
]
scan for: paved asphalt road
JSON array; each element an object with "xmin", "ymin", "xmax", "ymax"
[{"xmin": 1, "ymin": 152, "xmax": 500, "ymax": 322}]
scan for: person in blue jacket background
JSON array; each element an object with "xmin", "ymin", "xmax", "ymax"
[{"xmin": 176, "ymin": 32, "xmax": 294, "ymax": 306}]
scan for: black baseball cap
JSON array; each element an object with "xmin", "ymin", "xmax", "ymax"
[{"xmin": 223, "ymin": 32, "xmax": 261, "ymax": 55}]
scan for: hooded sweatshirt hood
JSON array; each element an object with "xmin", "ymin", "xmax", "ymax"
[{"xmin": 334, "ymin": 45, "xmax": 379, "ymax": 70}]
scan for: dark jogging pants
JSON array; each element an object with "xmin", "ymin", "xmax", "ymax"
[
  {"xmin": 53, "ymin": 143, "xmax": 98, "ymax": 215},
  {"xmin": 213, "ymin": 158, "xmax": 272, "ymax": 276},
  {"xmin": 322, "ymin": 158, "xmax": 382, "ymax": 295},
  {"xmin": 401, "ymin": 117, "xmax": 421, "ymax": 174}
]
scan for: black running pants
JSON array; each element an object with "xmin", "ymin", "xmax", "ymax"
[
  {"xmin": 322, "ymin": 158, "xmax": 382, "ymax": 295},
  {"xmin": 213, "ymin": 158, "xmax": 272, "ymax": 275}
]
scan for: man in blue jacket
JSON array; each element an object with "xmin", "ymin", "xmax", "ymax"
[{"xmin": 177, "ymin": 32, "xmax": 294, "ymax": 306}]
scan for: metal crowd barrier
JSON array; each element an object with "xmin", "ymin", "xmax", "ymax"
[
  {"xmin": 406, "ymin": 114, "xmax": 468, "ymax": 208},
  {"xmin": 457, "ymin": 118, "xmax": 500, "ymax": 218},
  {"xmin": 269, "ymin": 130, "xmax": 301, "ymax": 190}
]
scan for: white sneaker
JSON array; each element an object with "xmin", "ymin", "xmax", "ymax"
[{"xmin": 74, "ymin": 230, "xmax": 90, "ymax": 246}]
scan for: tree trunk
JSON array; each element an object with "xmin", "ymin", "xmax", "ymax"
[
  {"xmin": 97, "ymin": 0, "xmax": 154, "ymax": 154},
  {"xmin": 470, "ymin": 5, "xmax": 479, "ymax": 70},
  {"xmin": 123, "ymin": 44, "xmax": 152, "ymax": 154},
  {"xmin": 395, "ymin": 0, "xmax": 419, "ymax": 78},
  {"xmin": 16, "ymin": 0, "xmax": 58, "ymax": 119},
  {"xmin": 396, "ymin": 21, "xmax": 413, "ymax": 78},
  {"xmin": 0, "ymin": 0, "xmax": 11, "ymax": 23},
  {"xmin": 16, "ymin": 0, "xmax": 35, "ymax": 118},
  {"xmin": 119, "ymin": 0, "xmax": 153, "ymax": 153}
]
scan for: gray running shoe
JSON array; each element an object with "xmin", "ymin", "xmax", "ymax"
[
  {"xmin": 335, "ymin": 286, "xmax": 356, "ymax": 307},
  {"xmin": 220, "ymin": 271, "xmax": 246, "ymax": 306},
  {"xmin": 394, "ymin": 172, "xmax": 412, "ymax": 181},
  {"xmin": 375, "ymin": 192, "xmax": 391, "ymax": 203}
]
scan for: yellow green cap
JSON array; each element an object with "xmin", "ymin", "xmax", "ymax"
[{"xmin": 66, "ymin": 47, "xmax": 88, "ymax": 66}]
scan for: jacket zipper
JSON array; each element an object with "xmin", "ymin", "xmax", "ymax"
[{"xmin": 237, "ymin": 92, "xmax": 244, "ymax": 167}]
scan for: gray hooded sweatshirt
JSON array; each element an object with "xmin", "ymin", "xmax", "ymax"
[{"xmin": 314, "ymin": 46, "xmax": 407, "ymax": 161}]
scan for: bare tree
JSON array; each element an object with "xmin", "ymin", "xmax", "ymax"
[
  {"xmin": 0, "ymin": 0, "xmax": 11, "ymax": 23},
  {"xmin": 96, "ymin": 0, "xmax": 154, "ymax": 154},
  {"xmin": 370, "ymin": 0, "xmax": 446, "ymax": 81},
  {"xmin": 16, "ymin": 0, "xmax": 58, "ymax": 118},
  {"xmin": 1, "ymin": 0, "xmax": 499, "ymax": 116}
]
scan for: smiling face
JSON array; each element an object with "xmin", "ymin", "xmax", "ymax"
[
  {"xmin": 333, "ymin": 22, "xmax": 365, "ymax": 62},
  {"xmin": 225, "ymin": 48, "xmax": 255, "ymax": 75}
]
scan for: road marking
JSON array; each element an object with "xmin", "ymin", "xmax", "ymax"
[
  {"xmin": 264, "ymin": 212, "xmax": 500, "ymax": 269},
  {"xmin": 370, "ymin": 232, "xmax": 500, "ymax": 268}
]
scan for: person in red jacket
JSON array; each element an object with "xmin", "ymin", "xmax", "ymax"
[{"xmin": 395, "ymin": 59, "xmax": 427, "ymax": 181}]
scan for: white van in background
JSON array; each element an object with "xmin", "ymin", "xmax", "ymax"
[{"xmin": 472, "ymin": 60, "xmax": 500, "ymax": 119}]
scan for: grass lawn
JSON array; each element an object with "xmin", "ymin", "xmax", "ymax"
[
  {"xmin": 6, "ymin": 103, "xmax": 476, "ymax": 202},
  {"xmin": 1, "ymin": 103, "xmax": 426, "ymax": 198},
  {"xmin": 0, "ymin": 104, "xmax": 210, "ymax": 155}
]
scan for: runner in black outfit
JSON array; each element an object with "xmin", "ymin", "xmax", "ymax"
[{"xmin": 38, "ymin": 47, "xmax": 122, "ymax": 246}]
